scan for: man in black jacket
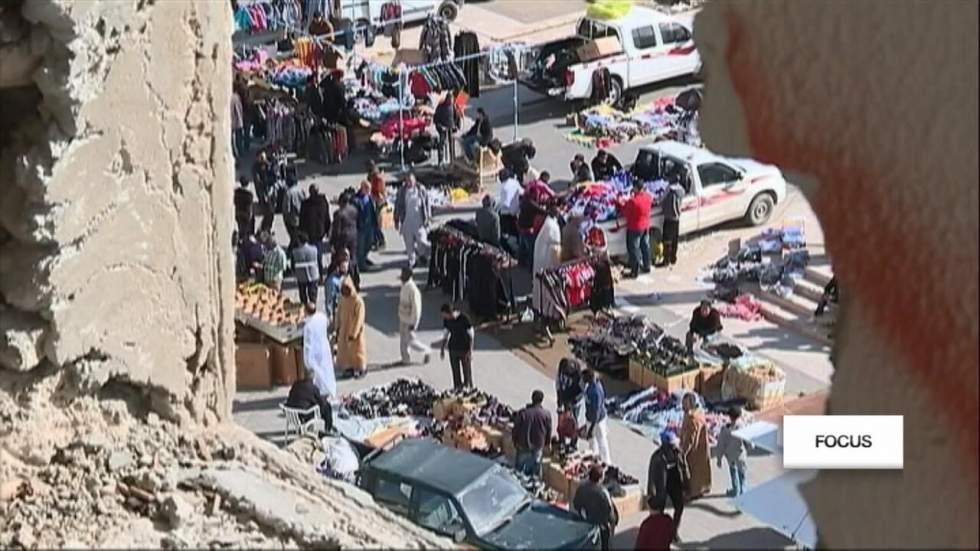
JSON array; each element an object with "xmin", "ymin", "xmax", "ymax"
[
  {"xmin": 591, "ymin": 149, "xmax": 623, "ymax": 181},
  {"xmin": 434, "ymin": 92, "xmax": 459, "ymax": 166},
  {"xmin": 234, "ymin": 178, "xmax": 255, "ymax": 238},
  {"xmin": 512, "ymin": 390, "xmax": 552, "ymax": 479},
  {"xmin": 284, "ymin": 370, "xmax": 333, "ymax": 433},
  {"xmin": 330, "ymin": 191, "xmax": 360, "ymax": 287},
  {"xmin": 501, "ymin": 138, "xmax": 537, "ymax": 182},
  {"xmin": 686, "ymin": 299, "xmax": 723, "ymax": 353},
  {"xmin": 462, "ymin": 108, "xmax": 493, "ymax": 162},
  {"xmin": 648, "ymin": 431, "xmax": 689, "ymax": 541},
  {"xmin": 300, "ymin": 185, "xmax": 331, "ymax": 275}
]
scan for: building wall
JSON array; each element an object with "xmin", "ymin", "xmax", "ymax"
[
  {"xmin": 695, "ymin": 1, "xmax": 979, "ymax": 547},
  {"xmin": 0, "ymin": 0, "xmax": 235, "ymax": 424}
]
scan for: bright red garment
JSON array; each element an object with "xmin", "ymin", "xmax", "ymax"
[
  {"xmin": 380, "ymin": 116, "xmax": 429, "ymax": 139},
  {"xmin": 409, "ymin": 72, "xmax": 430, "ymax": 97},
  {"xmin": 634, "ymin": 512, "xmax": 674, "ymax": 551},
  {"xmin": 621, "ymin": 191, "xmax": 652, "ymax": 232}
]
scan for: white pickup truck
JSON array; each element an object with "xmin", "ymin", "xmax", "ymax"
[
  {"xmin": 598, "ymin": 141, "xmax": 789, "ymax": 258},
  {"xmin": 521, "ymin": 7, "xmax": 700, "ymax": 104}
]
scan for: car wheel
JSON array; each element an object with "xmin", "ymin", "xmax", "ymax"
[
  {"xmin": 438, "ymin": 1, "xmax": 459, "ymax": 21},
  {"xmin": 745, "ymin": 193, "xmax": 775, "ymax": 226},
  {"xmin": 606, "ymin": 76, "xmax": 624, "ymax": 106}
]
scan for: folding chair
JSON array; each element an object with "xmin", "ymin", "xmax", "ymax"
[{"xmin": 280, "ymin": 403, "xmax": 323, "ymax": 444}]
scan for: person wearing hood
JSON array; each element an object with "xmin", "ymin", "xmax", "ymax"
[
  {"xmin": 301, "ymin": 302, "xmax": 337, "ymax": 399},
  {"xmin": 647, "ymin": 430, "xmax": 689, "ymax": 543},
  {"xmin": 335, "ymin": 276, "xmax": 367, "ymax": 378},
  {"xmin": 475, "ymin": 194, "xmax": 501, "ymax": 246},
  {"xmin": 591, "ymin": 149, "xmax": 623, "ymax": 181}
]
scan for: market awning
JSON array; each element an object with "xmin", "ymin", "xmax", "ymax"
[{"xmin": 734, "ymin": 469, "xmax": 818, "ymax": 549}]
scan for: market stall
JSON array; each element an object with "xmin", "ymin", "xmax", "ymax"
[
  {"xmin": 564, "ymin": 88, "xmax": 702, "ymax": 149},
  {"xmin": 427, "ymin": 221, "xmax": 519, "ymax": 321},
  {"xmin": 234, "ymin": 282, "xmax": 310, "ymax": 390}
]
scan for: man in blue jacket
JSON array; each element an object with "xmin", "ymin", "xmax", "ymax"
[
  {"xmin": 583, "ymin": 369, "xmax": 612, "ymax": 464},
  {"xmin": 354, "ymin": 181, "xmax": 379, "ymax": 272}
]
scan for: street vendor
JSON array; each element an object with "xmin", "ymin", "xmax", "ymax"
[
  {"xmin": 571, "ymin": 153, "xmax": 595, "ymax": 183},
  {"xmin": 561, "ymin": 212, "xmax": 589, "ymax": 262},
  {"xmin": 591, "ymin": 149, "xmax": 623, "ymax": 181},
  {"xmin": 462, "ymin": 107, "xmax": 494, "ymax": 161},
  {"xmin": 501, "ymin": 138, "xmax": 537, "ymax": 182},
  {"xmin": 686, "ymin": 299, "xmax": 723, "ymax": 353}
]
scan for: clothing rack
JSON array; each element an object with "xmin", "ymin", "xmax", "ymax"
[
  {"xmin": 395, "ymin": 44, "xmax": 526, "ymax": 172},
  {"xmin": 427, "ymin": 223, "xmax": 518, "ymax": 321},
  {"xmin": 534, "ymin": 253, "xmax": 615, "ymax": 322}
]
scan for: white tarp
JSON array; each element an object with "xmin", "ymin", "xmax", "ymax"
[{"xmin": 734, "ymin": 469, "xmax": 818, "ymax": 549}]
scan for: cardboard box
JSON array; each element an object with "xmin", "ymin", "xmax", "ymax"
[
  {"xmin": 235, "ymin": 323, "xmax": 264, "ymax": 344},
  {"xmin": 236, "ymin": 343, "xmax": 272, "ymax": 390},
  {"xmin": 392, "ymin": 48, "xmax": 425, "ymax": 67},
  {"xmin": 365, "ymin": 426, "xmax": 410, "ymax": 449},
  {"xmin": 628, "ymin": 359, "xmax": 646, "ymax": 387},
  {"xmin": 612, "ymin": 488, "xmax": 646, "ymax": 518},
  {"xmin": 698, "ymin": 365, "xmax": 725, "ymax": 398},
  {"xmin": 481, "ymin": 426, "xmax": 505, "ymax": 448},
  {"xmin": 269, "ymin": 343, "xmax": 299, "ymax": 386},
  {"xmin": 543, "ymin": 460, "xmax": 569, "ymax": 497},
  {"xmin": 649, "ymin": 367, "xmax": 701, "ymax": 394},
  {"xmin": 576, "ymin": 36, "xmax": 622, "ymax": 62}
]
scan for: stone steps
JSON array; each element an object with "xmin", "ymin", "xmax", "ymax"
[{"xmin": 754, "ymin": 296, "xmax": 834, "ymax": 347}]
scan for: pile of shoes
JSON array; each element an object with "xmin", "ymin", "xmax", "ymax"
[{"xmin": 341, "ymin": 378, "xmax": 439, "ymax": 418}]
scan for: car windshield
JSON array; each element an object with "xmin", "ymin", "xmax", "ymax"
[{"xmin": 458, "ymin": 469, "xmax": 529, "ymax": 536}]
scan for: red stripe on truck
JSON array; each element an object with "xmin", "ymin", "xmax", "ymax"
[{"xmin": 668, "ymin": 44, "xmax": 697, "ymax": 56}]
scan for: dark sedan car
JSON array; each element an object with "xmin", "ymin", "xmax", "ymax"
[{"xmin": 359, "ymin": 438, "xmax": 600, "ymax": 550}]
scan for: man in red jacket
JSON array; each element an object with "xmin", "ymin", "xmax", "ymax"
[{"xmin": 620, "ymin": 180, "xmax": 653, "ymax": 278}]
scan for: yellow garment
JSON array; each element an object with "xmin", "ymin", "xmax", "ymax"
[
  {"xmin": 335, "ymin": 277, "xmax": 367, "ymax": 370},
  {"xmin": 586, "ymin": 0, "xmax": 633, "ymax": 21},
  {"xmin": 449, "ymin": 188, "xmax": 469, "ymax": 202}
]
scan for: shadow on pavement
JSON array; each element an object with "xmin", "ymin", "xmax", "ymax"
[{"xmin": 676, "ymin": 527, "xmax": 795, "ymax": 550}]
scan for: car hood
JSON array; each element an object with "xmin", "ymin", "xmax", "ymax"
[
  {"xmin": 481, "ymin": 501, "xmax": 598, "ymax": 550},
  {"xmin": 730, "ymin": 158, "xmax": 784, "ymax": 180}
]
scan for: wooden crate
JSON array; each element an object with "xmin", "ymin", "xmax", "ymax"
[
  {"xmin": 648, "ymin": 367, "xmax": 701, "ymax": 394},
  {"xmin": 628, "ymin": 359, "xmax": 646, "ymax": 387},
  {"xmin": 235, "ymin": 343, "xmax": 272, "ymax": 390}
]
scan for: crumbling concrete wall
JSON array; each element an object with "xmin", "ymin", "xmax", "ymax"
[
  {"xmin": 0, "ymin": 0, "xmax": 234, "ymax": 423},
  {"xmin": 1, "ymin": 2, "xmax": 451, "ymax": 548},
  {"xmin": 695, "ymin": 1, "xmax": 979, "ymax": 548}
]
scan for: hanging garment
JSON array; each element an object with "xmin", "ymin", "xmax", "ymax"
[
  {"xmin": 453, "ymin": 31, "xmax": 481, "ymax": 97},
  {"xmin": 303, "ymin": 311, "xmax": 337, "ymax": 398},
  {"xmin": 591, "ymin": 67, "xmax": 611, "ymax": 103},
  {"xmin": 419, "ymin": 16, "xmax": 452, "ymax": 62}
]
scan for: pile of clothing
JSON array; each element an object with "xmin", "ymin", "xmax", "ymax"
[
  {"xmin": 515, "ymin": 473, "xmax": 565, "ymax": 503},
  {"xmin": 717, "ymin": 293, "xmax": 764, "ymax": 322},
  {"xmin": 572, "ymin": 313, "xmax": 691, "ymax": 374},
  {"xmin": 340, "ymin": 378, "xmax": 439, "ymax": 418},
  {"xmin": 564, "ymin": 93, "xmax": 700, "ymax": 148},
  {"xmin": 706, "ymin": 224, "xmax": 811, "ymax": 302},
  {"xmin": 605, "ymin": 388, "xmax": 739, "ymax": 443},
  {"xmin": 563, "ymin": 171, "xmax": 671, "ymax": 226}
]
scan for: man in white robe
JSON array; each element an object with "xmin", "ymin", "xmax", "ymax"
[{"xmin": 303, "ymin": 302, "xmax": 336, "ymax": 398}]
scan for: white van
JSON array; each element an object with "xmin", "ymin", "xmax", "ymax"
[{"xmin": 332, "ymin": 0, "xmax": 463, "ymax": 31}]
